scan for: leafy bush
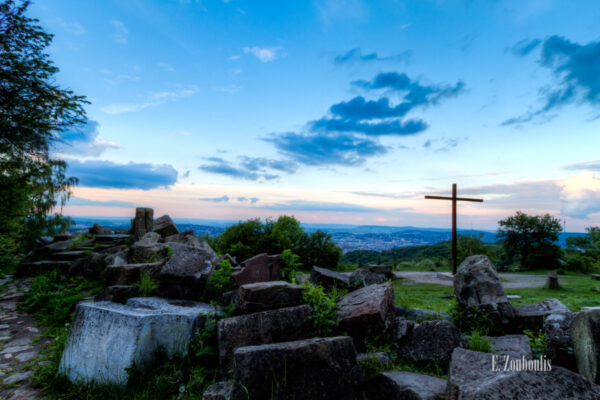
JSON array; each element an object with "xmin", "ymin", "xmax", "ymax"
[
  {"xmin": 525, "ymin": 329, "xmax": 546, "ymax": 359},
  {"xmin": 206, "ymin": 259, "xmax": 235, "ymax": 301},
  {"xmin": 134, "ymin": 271, "xmax": 159, "ymax": 297},
  {"xmin": 279, "ymin": 249, "xmax": 302, "ymax": 283},
  {"xmin": 449, "ymin": 303, "xmax": 498, "ymax": 335},
  {"xmin": 467, "ymin": 330, "xmax": 492, "ymax": 353},
  {"xmin": 301, "ymin": 282, "xmax": 339, "ymax": 336}
]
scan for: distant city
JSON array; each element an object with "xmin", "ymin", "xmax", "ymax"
[{"xmin": 70, "ymin": 216, "xmax": 585, "ymax": 253}]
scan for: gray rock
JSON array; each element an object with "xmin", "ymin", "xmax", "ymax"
[
  {"xmin": 153, "ymin": 215, "xmax": 179, "ymax": 238},
  {"xmin": 447, "ymin": 347, "xmax": 600, "ymax": 399},
  {"xmin": 363, "ymin": 264, "xmax": 394, "ymax": 278},
  {"xmin": 336, "ymin": 283, "xmax": 396, "ymax": 351},
  {"xmin": 15, "ymin": 351, "xmax": 36, "ymax": 363},
  {"xmin": 51, "ymin": 250, "xmax": 87, "ymax": 261},
  {"xmin": 133, "ymin": 207, "xmax": 154, "ymax": 241},
  {"xmin": 453, "ymin": 255, "xmax": 514, "ymax": 319},
  {"xmin": 94, "ymin": 234, "xmax": 132, "ymax": 245},
  {"xmin": 89, "ymin": 224, "xmax": 112, "ymax": 235},
  {"xmin": 514, "ymin": 298, "xmax": 570, "ymax": 331},
  {"xmin": 395, "ymin": 317, "xmax": 417, "ymax": 341},
  {"xmin": 58, "ymin": 297, "xmax": 218, "ymax": 384},
  {"xmin": 158, "ymin": 242, "xmax": 218, "ymax": 299},
  {"xmin": 0, "ymin": 345, "xmax": 33, "ymax": 354},
  {"xmin": 349, "ymin": 268, "xmax": 386, "ymax": 287},
  {"xmin": 363, "ymin": 371, "xmax": 446, "ymax": 400},
  {"xmin": 3, "ymin": 371, "xmax": 33, "ymax": 385},
  {"xmin": 545, "ymin": 311, "xmax": 576, "ymax": 370},
  {"xmin": 94, "ymin": 285, "xmax": 140, "ymax": 304},
  {"xmin": 104, "ymin": 259, "xmax": 166, "ymax": 286},
  {"xmin": 131, "ymin": 234, "xmax": 168, "ymax": 263},
  {"xmin": 232, "ymin": 337, "xmax": 362, "ymax": 400},
  {"xmin": 572, "ymin": 309, "xmax": 600, "ymax": 382},
  {"xmin": 310, "ymin": 266, "xmax": 351, "ymax": 289},
  {"xmin": 217, "ymin": 304, "xmax": 314, "ymax": 373},
  {"xmin": 69, "ymin": 252, "xmax": 108, "ymax": 280},
  {"xmin": 397, "ymin": 320, "xmax": 464, "ymax": 368},
  {"xmin": 396, "ymin": 306, "xmax": 450, "ymax": 321},
  {"xmin": 202, "ymin": 381, "xmax": 233, "ymax": 400},
  {"xmin": 233, "ymin": 281, "xmax": 304, "ymax": 314},
  {"xmin": 486, "ymin": 334, "xmax": 532, "ymax": 359},
  {"xmin": 230, "ymin": 253, "xmax": 283, "ymax": 286},
  {"xmin": 17, "ymin": 260, "xmax": 71, "ymax": 277}
]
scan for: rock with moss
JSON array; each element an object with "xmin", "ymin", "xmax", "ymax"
[
  {"xmin": 572, "ymin": 309, "xmax": 600, "ymax": 383},
  {"xmin": 545, "ymin": 311, "xmax": 576, "ymax": 371}
]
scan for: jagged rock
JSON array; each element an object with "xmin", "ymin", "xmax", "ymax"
[
  {"xmin": 163, "ymin": 230, "xmax": 214, "ymax": 253},
  {"xmin": 131, "ymin": 232, "xmax": 167, "ymax": 263},
  {"xmin": 157, "ymin": 242, "xmax": 218, "ymax": 299},
  {"xmin": 94, "ymin": 285, "xmax": 139, "ymax": 304},
  {"xmin": 217, "ymin": 304, "xmax": 314, "ymax": 372},
  {"xmin": 232, "ymin": 281, "xmax": 304, "ymax": 314},
  {"xmin": 16, "ymin": 260, "xmax": 71, "ymax": 277},
  {"xmin": 395, "ymin": 317, "xmax": 417, "ymax": 341},
  {"xmin": 310, "ymin": 266, "xmax": 351, "ymax": 289},
  {"xmin": 363, "ymin": 371, "xmax": 446, "ymax": 400},
  {"xmin": 202, "ymin": 381, "xmax": 233, "ymax": 400},
  {"xmin": 89, "ymin": 224, "xmax": 112, "ymax": 235},
  {"xmin": 231, "ymin": 253, "xmax": 283, "ymax": 286},
  {"xmin": 514, "ymin": 298, "xmax": 570, "ymax": 330},
  {"xmin": 397, "ymin": 320, "xmax": 464, "ymax": 368},
  {"xmin": 133, "ymin": 207, "xmax": 154, "ymax": 241},
  {"xmin": 153, "ymin": 215, "xmax": 179, "ymax": 238},
  {"xmin": 69, "ymin": 252, "xmax": 108, "ymax": 280},
  {"xmin": 545, "ymin": 311, "xmax": 576, "ymax": 370},
  {"xmin": 104, "ymin": 259, "xmax": 166, "ymax": 286},
  {"xmin": 572, "ymin": 309, "xmax": 600, "ymax": 383},
  {"xmin": 363, "ymin": 264, "xmax": 394, "ymax": 279},
  {"xmin": 447, "ymin": 347, "xmax": 600, "ymax": 399},
  {"xmin": 453, "ymin": 255, "xmax": 515, "ymax": 319},
  {"xmin": 232, "ymin": 337, "xmax": 362, "ymax": 400},
  {"xmin": 349, "ymin": 268, "xmax": 386, "ymax": 287},
  {"xmin": 336, "ymin": 283, "xmax": 395, "ymax": 351},
  {"xmin": 487, "ymin": 334, "xmax": 532, "ymax": 359},
  {"xmin": 58, "ymin": 297, "xmax": 218, "ymax": 384}
]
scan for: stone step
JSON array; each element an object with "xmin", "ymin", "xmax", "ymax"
[
  {"xmin": 51, "ymin": 250, "xmax": 87, "ymax": 261},
  {"xmin": 17, "ymin": 260, "xmax": 71, "ymax": 277},
  {"xmin": 94, "ymin": 234, "xmax": 132, "ymax": 245},
  {"xmin": 104, "ymin": 260, "xmax": 166, "ymax": 285}
]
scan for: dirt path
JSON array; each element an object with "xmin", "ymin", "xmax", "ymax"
[
  {"xmin": 0, "ymin": 276, "xmax": 49, "ymax": 400},
  {"xmin": 393, "ymin": 271, "xmax": 547, "ymax": 289}
]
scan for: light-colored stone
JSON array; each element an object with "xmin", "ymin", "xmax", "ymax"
[
  {"xmin": 0, "ymin": 345, "xmax": 33, "ymax": 355},
  {"xmin": 58, "ymin": 297, "xmax": 218, "ymax": 384},
  {"xmin": 16, "ymin": 351, "xmax": 36, "ymax": 363},
  {"xmin": 514, "ymin": 298, "xmax": 570, "ymax": 330},
  {"xmin": 486, "ymin": 334, "xmax": 532, "ymax": 359},
  {"xmin": 3, "ymin": 371, "xmax": 33, "ymax": 385},
  {"xmin": 572, "ymin": 309, "xmax": 600, "ymax": 383}
]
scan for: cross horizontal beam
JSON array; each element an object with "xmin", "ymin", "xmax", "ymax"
[{"xmin": 424, "ymin": 195, "xmax": 483, "ymax": 202}]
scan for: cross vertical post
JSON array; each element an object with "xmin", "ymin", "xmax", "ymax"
[{"xmin": 425, "ymin": 184, "xmax": 483, "ymax": 275}]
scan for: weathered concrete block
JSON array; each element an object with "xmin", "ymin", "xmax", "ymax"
[
  {"xmin": 217, "ymin": 304, "xmax": 315, "ymax": 373},
  {"xmin": 58, "ymin": 297, "xmax": 218, "ymax": 385},
  {"xmin": 232, "ymin": 337, "xmax": 362, "ymax": 400}
]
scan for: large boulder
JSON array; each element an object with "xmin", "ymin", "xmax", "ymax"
[
  {"xmin": 104, "ymin": 259, "xmax": 166, "ymax": 286},
  {"xmin": 131, "ymin": 232, "xmax": 168, "ymax": 263},
  {"xmin": 310, "ymin": 266, "xmax": 351, "ymax": 289},
  {"xmin": 230, "ymin": 253, "xmax": 283, "ymax": 286},
  {"xmin": 453, "ymin": 255, "xmax": 514, "ymax": 319},
  {"xmin": 68, "ymin": 252, "xmax": 108, "ymax": 280},
  {"xmin": 132, "ymin": 207, "xmax": 154, "ymax": 241},
  {"xmin": 363, "ymin": 371, "xmax": 446, "ymax": 400},
  {"xmin": 336, "ymin": 283, "xmax": 396, "ymax": 350},
  {"xmin": 232, "ymin": 281, "xmax": 304, "ymax": 314},
  {"xmin": 58, "ymin": 297, "xmax": 218, "ymax": 384},
  {"xmin": 514, "ymin": 298, "xmax": 570, "ymax": 331},
  {"xmin": 447, "ymin": 347, "xmax": 600, "ymax": 399},
  {"xmin": 545, "ymin": 311, "xmax": 577, "ymax": 371},
  {"xmin": 572, "ymin": 309, "xmax": 600, "ymax": 383},
  {"xmin": 486, "ymin": 334, "xmax": 532, "ymax": 359},
  {"xmin": 157, "ymin": 242, "xmax": 218, "ymax": 299},
  {"xmin": 153, "ymin": 215, "xmax": 179, "ymax": 238},
  {"xmin": 89, "ymin": 224, "xmax": 112, "ymax": 235},
  {"xmin": 349, "ymin": 268, "xmax": 386, "ymax": 287},
  {"xmin": 231, "ymin": 337, "xmax": 362, "ymax": 400},
  {"xmin": 363, "ymin": 264, "xmax": 394, "ymax": 279},
  {"xmin": 397, "ymin": 320, "xmax": 464, "ymax": 368},
  {"xmin": 217, "ymin": 304, "xmax": 315, "ymax": 373}
]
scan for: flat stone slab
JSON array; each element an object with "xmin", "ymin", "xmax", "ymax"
[
  {"xmin": 59, "ymin": 297, "xmax": 218, "ymax": 384},
  {"xmin": 233, "ymin": 281, "xmax": 304, "ymax": 314},
  {"xmin": 3, "ymin": 371, "xmax": 33, "ymax": 385},
  {"xmin": 514, "ymin": 298, "xmax": 570, "ymax": 330},
  {"xmin": 104, "ymin": 260, "xmax": 166, "ymax": 286},
  {"xmin": 51, "ymin": 251, "xmax": 87, "ymax": 261},
  {"xmin": 486, "ymin": 334, "xmax": 532, "ymax": 359},
  {"xmin": 364, "ymin": 371, "xmax": 446, "ymax": 400},
  {"xmin": 94, "ymin": 234, "xmax": 132, "ymax": 244}
]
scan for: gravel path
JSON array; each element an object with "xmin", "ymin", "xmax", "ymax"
[
  {"xmin": 393, "ymin": 271, "xmax": 547, "ymax": 289},
  {"xmin": 0, "ymin": 276, "xmax": 49, "ymax": 400}
]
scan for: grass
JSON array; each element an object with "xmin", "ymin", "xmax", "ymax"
[{"xmin": 393, "ymin": 272, "xmax": 600, "ymax": 312}]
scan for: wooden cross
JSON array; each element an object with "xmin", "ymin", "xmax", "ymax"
[{"xmin": 425, "ymin": 184, "xmax": 483, "ymax": 275}]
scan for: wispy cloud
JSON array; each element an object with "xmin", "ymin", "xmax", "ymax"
[
  {"xmin": 101, "ymin": 87, "xmax": 197, "ymax": 115},
  {"xmin": 199, "ymin": 195, "xmax": 230, "ymax": 203},
  {"xmin": 57, "ymin": 18, "xmax": 85, "ymax": 35},
  {"xmin": 237, "ymin": 197, "xmax": 259, "ymax": 204},
  {"xmin": 504, "ymin": 35, "xmax": 600, "ymax": 125},
  {"xmin": 334, "ymin": 48, "xmax": 412, "ymax": 65},
  {"xmin": 67, "ymin": 159, "xmax": 178, "ymax": 190},
  {"xmin": 54, "ymin": 120, "xmax": 118, "ymax": 157},
  {"xmin": 258, "ymin": 200, "xmax": 379, "ymax": 213},
  {"xmin": 243, "ymin": 46, "xmax": 284, "ymax": 62},
  {"xmin": 110, "ymin": 20, "xmax": 128, "ymax": 44},
  {"xmin": 199, "ymin": 155, "xmax": 295, "ymax": 181},
  {"xmin": 158, "ymin": 62, "xmax": 175, "ymax": 72},
  {"xmin": 559, "ymin": 172, "xmax": 600, "ymax": 218},
  {"xmin": 68, "ymin": 196, "xmax": 135, "ymax": 208}
]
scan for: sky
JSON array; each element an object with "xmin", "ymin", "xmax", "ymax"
[{"xmin": 30, "ymin": 0, "xmax": 600, "ymax": 231}]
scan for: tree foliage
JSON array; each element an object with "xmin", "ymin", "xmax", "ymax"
[
  {"xmin": 497, "ymin": 212, "xmax": 563, "ymax": 269},
  {"xmin": 455, "ymin": 233, "xmax": 495, "ymax": 265},
  {"xmin": 212, "ymin": 215, "xmax": 342, "ymax": 268},
  {"xmin": 0, "ymin": 0, "xmax": 87, "ymax": 266},
  {"xmin": 565, "ymin": 227, "xmax": 600, "ymax": 273}
]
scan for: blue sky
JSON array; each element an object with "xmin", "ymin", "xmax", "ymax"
[{"xmin": 33, "ymin": 0, "xmax": 600, "ymax": 231}]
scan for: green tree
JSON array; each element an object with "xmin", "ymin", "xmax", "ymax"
[
  {"xmin": 1, "ymin": 0, "xmax": 87, "ymax": 267},
  {"xmin": 212, "ymin": 218, "xmax": 265, "ymax": 262},
  {"xmin": 455, "ymin": 233, "xmax": 494, "ymax": 265},
  {"xmin": 299, "ymin": 230, "xmax": 342, "ymax": 269},
  {"xmin": 497, "ymin": 212, "xmax": 563, "ymax": 269},
  {"xmin": 565, "ymin": 227, "xmax": 600, "ymax": 272}
]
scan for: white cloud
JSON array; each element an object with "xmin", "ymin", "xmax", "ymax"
[
  {"xmin": 101, "ymin": 87, "xmax": 197, "ymax": 115},
  {"xmin": 242, "ymin": 46, "xmax": 284, "ymax": 62},
  {"xmin": 57, "ymin": 18, "xmax": 85, "ymax": 35},
  {"xmin": 558, "ymin": 171, "xmax": 600, "ymax": 218},
  {"xmin": 110, "ymin": 20, "xmax": 128, "ymax": 44},
  {"xmin": 54, "ymin": 120, "xmax": 118, "ymax": 157}
]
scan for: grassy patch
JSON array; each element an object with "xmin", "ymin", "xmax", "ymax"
[{"xmin": 393, "ymin": 281, "xmax": 454, "ymax": 312}]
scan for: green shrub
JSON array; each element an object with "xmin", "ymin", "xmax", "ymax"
[
  {"xmin": 279, "ymin": 249, "xmax": 302, "ymax": 283},
  {"xmin": 301, "ymin": 282, "xmax": 339, "ymax": 336},
  {"xmin": 525, "ymin": 329, "xmax": 546, "ymax": 359},
  {"xmin": 206, "ymin": 259, "xmax": 235, "ymax": 301},
  {"xmin": 449, "ymin": 303, "xmax": 498, "ymax": 335},
  {"xmin": 467, "ymin": 330, "xmax": 492, "ymax": 353},
  {"xmin": 134, "ymin": 271, "xmax": 159, "ymax": 297}
]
